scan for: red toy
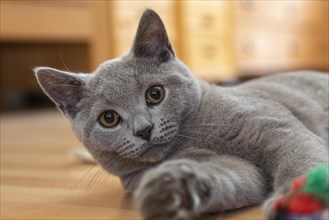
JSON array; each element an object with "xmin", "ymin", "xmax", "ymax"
[{"xmin": 273, "ymin": 164, "xmax": 329, "ymax": 220}]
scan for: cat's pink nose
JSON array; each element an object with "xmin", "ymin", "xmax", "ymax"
[{"xmin": 135, "ymin": 124, "xmax": 153, "ymax": 141}]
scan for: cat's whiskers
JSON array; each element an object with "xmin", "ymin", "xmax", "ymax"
[
  {"xmin": 176, "ymin": 134, "xmax": 214, "ymax": 146},
  {"xmin": 182, "ymin": 114, "xmax": 244, "ymax": 121},
  {"xmin": 50, "ymin": 84, "xmax": 81, "ymax": 89},
  {"xmin": 92, "ymin": 170, "xmax": 110, "ymax": 193},
  {"xmin": 184, "ymin": 129, "xmax": 249, "ymax": 144},
  {"xmin": 183, "ymin": 123, "xmax": 235, "ymax": 127},
  {"xmin": 171, "ymin": 138, "xmax": 186, "ymax": 154},
  {"xmin": 182, "ymin": 119, "xmax": 248, "ymax": 130},
  {"xmin": 183, "ymin": 124, "xmax": 251, "ymax": 141},
  {"xmin": 107, "ymin": 173, "xmax": 115, "ymax": 194},
  {"xmin": 95, "ymin": 138, "xmax": 122, "ymax": 158},
  {"xmin": 87, "ymin": 167, "xmax": 104, "ymax": 192},
  {"xmin": 182, "ymin": 123, "xmax": 245, "ymax": 135},
  {"xmin": 73, "ymin": 164, "xmax": 98, "ymax": 191},
  {"xmin": 59, "ymin": 48, "xmax": 72, "ymax": 72},
  {"xmin": 192, "ymin": 115, "xmax": 243, "ymax": 120},
  {"xmin": 182, "ymin": 130, "xmax": 223, "ymax": 140},
  {"xmin": 72, "ymin": 164, "xmax": 114, "ymax": 196},
  {"xmin": 89, "ymin": 170, "xmax": 102, "ymax": 193},
  {"xmin": 116, "ymin": 143, "xmax": 136, "ymax": 157}
]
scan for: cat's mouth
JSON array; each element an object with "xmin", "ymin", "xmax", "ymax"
[
  {"xmin": 136, "ymin": 142, "xmax": 173, "ymax": 163},
  {"xmin": 118, "ymin": 135, "xmax": 178, "ymax": 162},
  {"xmin": 135, "ymin": 127, "xmax": 179, "ymax": 162},
  {"xmin": 115, "ymin": 126, "xmax": 179, "ymax": 162},
  {"xmin": 149, "ymin": 127, "xmax": 179, "ymax": 145},
  {"xmin": 117, "ymin": 141, "xmax": 166, "ymax": 159}
]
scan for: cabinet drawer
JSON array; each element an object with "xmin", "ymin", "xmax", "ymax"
[
  {"xmin": 236, "ymin": 0, "xmax": 328, "ymax": 23},
  {"xmin": 296, "ymin": 0, "xmax": 328, "ymax": 22},
  {"xmin": 0, "ymin": 1, "xmax": 92, "ymax": 41},
  {"xmin": 236, "ymin": 31, "xmax": 329, "ymax": 74},
  {"xmin": 182, "ymin": 17, "xmax": 232, "ymax": 37},
  {"xmin": 186, "ymin": 35, "xmax": 230, "ymax": 67},
  {"xmin": 180, "ymin": 1, "xmax": 233, "ymax": 36},
  {"xmin": 236, "ymin": 1, "xmax": 301, "ymax": 19},
  {"xmin": 114, "ymin": 13, "xmax": 176, "ymax": 41},
  {"xmin": 114, "ymin": 1, "xmax": 175, "ymax": 16},
  {"xmin": 235, "ymin": 1, "xmax": 287, "ymax": 19},
  {"xmin": 236, "ymin": 15, "xmax": 328, "ymax": 37},
  {"xmin": 236, "ymin": 31, "xmax": 283, "ymax": 60},
  {"xmin": 114, "ymin": 34, "xmax": 177, "ymax": 57},
  {"xmin": 183, "ymin": 35, "xmax": 237, "ymax": 81},
  {"xmin": 237, "ymin": 32, "xmax": 329, "ymax": 60},
  {"xmin": 181, "ymin": 1, "xmax": 232, "ymax": 19},
  {"xmin": 281, "ymin": 35, "xmax": 329, "ymax": 59}
]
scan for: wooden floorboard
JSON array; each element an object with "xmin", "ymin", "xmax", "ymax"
[{"xmin": 1, "ymin": 110, "xmax": 264, "ymax": 220}]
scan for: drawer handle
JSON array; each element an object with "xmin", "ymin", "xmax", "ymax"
[
  {"xmin": 203, "ymin": 46, "xmax": 216, "ymax": 58},
  {"xmin": 201, "ymin": 14, "xmax": 214, "ymax": 29},
  {"xmin": 287, "ymin": 42, "xmax": 299, "ymax": 55},
  {"xmin": 241, "ymin": 0, "xmax": 255, "ymax": 9},
  {"xmin": 242, "ymin": 39, "xmax": 255, "ymax": 54},
  {"xmin": 283, "ymin": 2, "xmax": 299, "ymax": 15}
]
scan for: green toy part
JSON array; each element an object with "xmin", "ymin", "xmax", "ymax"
[{"xmin": 302, "ymin": 163, "xmax": 329, "ymax": 206}]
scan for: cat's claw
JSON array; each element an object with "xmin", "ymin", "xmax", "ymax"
[
  {"xmin": 263, "ymin": 195, "xmax": 279, "ymax": 220},
  {"xmin": 135, "ymin": 160, "xmax": 211, "ymax": 220}
]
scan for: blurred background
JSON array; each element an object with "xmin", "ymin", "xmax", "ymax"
[{"xmin": 1, "ymin": 0, "xmax": 328, "ymax": 112}]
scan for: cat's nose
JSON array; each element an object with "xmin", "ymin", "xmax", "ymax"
[
  {"xmin": 135, "ymin": 124, "xmax": 153, "ymax": 141},
  {"xmin": 133, "ymin": 115, "xmax": 153, "ymax": 141}
]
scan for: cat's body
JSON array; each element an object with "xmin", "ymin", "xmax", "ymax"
[
  {"xmin": 35, "ymin": 10, "xmax": 329, "ymax": 220},
  {"xmin": 176, "ymin": 71, "xmax": 329, "ymax": 168}
]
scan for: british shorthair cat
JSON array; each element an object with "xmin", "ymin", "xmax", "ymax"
[{"xmin": 35, "ymin": 9, "xmax": 328, "ymax": 220}]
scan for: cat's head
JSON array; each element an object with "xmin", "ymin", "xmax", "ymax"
[{"xmin": 35, "ymin": 9, "xmax": 201, "ymax": 170}]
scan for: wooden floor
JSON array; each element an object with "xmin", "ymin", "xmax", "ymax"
[{"xmin": 1, "ymin": 110, "xmax": 264, "ymax": 220}]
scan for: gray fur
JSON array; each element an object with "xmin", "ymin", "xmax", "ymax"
[{"xmin": 35, "ymin": 9, "xmax": 329, "ymax": 220}]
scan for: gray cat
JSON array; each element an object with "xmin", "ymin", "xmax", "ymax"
[{"xmin": 35, "ymin": 9, "xmax": 328, "ymax": 220}]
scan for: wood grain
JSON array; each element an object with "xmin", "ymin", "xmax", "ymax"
[
  {"xmin": 1, "ymin": 110, "xmax": 264, "ymax": 220},
  {"xmin": 0, "ymin": 1, "xmax": 92, "ymax": 42}
]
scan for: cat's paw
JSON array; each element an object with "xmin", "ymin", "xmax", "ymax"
[
  {"xmin": 263, "ymin": 194, "xmax": 281, "ymax": 220},
  {"xmin": 263, "ymin": 183, "xmax": 294, "ymax": 220},
  {"xmin": 135, "ymin": 160, "xmax": 211, "ymax": 220}
]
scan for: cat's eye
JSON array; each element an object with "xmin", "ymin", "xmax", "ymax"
[
  {"xmin": 99, "ymin": 110, "xmax": 120, "ymax": 128},
  {"xmin": 146, "ymin": 85, "xmax": 165, "ymax": 105}
]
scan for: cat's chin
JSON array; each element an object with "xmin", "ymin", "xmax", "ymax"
[
  {"xmin": 138, "ymin": 144, "xmax": 169, "ymax": 162},
  {"xmin": 125, "ymin": 142, "xmax": 175, "ymax": 164},
  {"xmin": 114, "ymin": 139, "xmax": 170, "ymax": 162},
  {"xmin": 122, "ymin": 134, "xmax": 178, "ymax": 163},
  {"xmin": 143, "ymin": 130, "xmax": 182, "ymax": 161}
]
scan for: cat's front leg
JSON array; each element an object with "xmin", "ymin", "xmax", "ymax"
[
  {"xmin": 135, "ymin": 157, "xmax": 266, "ymax": 220},
  {"xmin": 262, "ymin": 129, "xmax": 329, "ymax": 219}
]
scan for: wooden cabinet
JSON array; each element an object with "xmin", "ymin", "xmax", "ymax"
[
  {"xmin": 235, "ymin": 0, "xmax": 328, "ymax": 75},
  {"xmin": 0, "ymin": 1, "xmax": 92, "ymax": 42},
  {"xmin": 1, "ymin": 1, "xmax": 328, "ymax": 111},
  {"xmin": 0, "ymin": 1, "xmax": 91, "ymax": 111},
  {"xmin": 90, "ymin": 1, "xmax": 177, "ymax": 68},
  {"xmin": 1, "ymin": 1, "xmax": 328, "ymax": 83},
  {"xmin": 177, "ymin": 1, "xmax": 238, "ymax": 82},
  {"xmin": 112, "ymin": 1, "xmax": 177, "ymax": 57}
]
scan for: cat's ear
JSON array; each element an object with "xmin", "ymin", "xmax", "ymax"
[
  {"xmin": 131, "ymin": 9, "xmax": 175, "ymax": 62},
  {"xmin": 34, "ymin": 67, "xmax": 86, "ymax": 118}
]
